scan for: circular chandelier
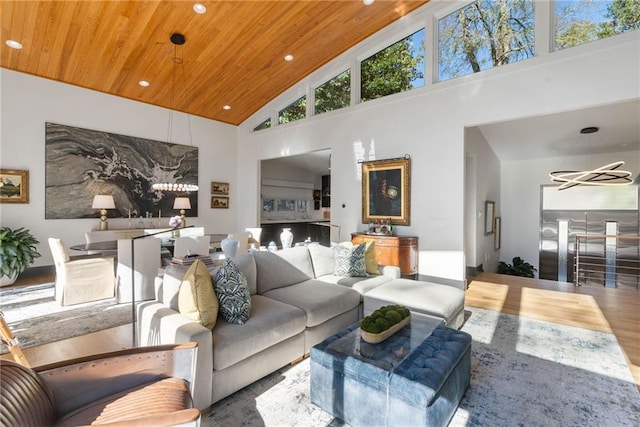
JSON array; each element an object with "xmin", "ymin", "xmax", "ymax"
[
  {"xmin": 152, "ymin": 182, "xmax": 199, "ymax": 192},
  {"xmin": 152, "ymin": 33, "xmax": 199, "ymax": 193},
  {"xmin": 549, "ymin": 127, "xmax": 633, "ymax": 190}
]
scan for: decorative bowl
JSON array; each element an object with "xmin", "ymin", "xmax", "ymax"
[{"xmin": 360, "ymin": 314, "xmax": 410, "ymax": 344}]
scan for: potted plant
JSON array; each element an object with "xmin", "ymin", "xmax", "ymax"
[
  {"xmin": 0, "ymin": 226, "xmax": 41, "ymax": 286},
  {"xmin": 498, "ymin": 256, "xmax": 537, "ymax": 278}
]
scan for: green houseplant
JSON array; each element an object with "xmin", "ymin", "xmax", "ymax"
[
  {"xmin": 498, "ymin": 256, "xmax": 537, "ymax": 278},
  {"xmin": 0, "ymin": 226, "xmax": 41, "ymax": 286}
]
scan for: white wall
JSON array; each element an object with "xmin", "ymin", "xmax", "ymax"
[
  {"xmin": 0, "ymin": 69, "xmax": 238, "ymax": 267},
  {"xmin": 237, "ymin": 11, "xmax": 640, "ymax": 288},
  {"xmin": 501, "ymin": 150, "xmax": 640, "ymax": 274},
  {"xmin": 465, "ymin": 127, "xmax": 501, "ymax": 273}
]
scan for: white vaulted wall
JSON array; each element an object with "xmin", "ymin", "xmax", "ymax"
[
  {"xmin": 0, "ymin": 69, "xmax": 238, "ymax": 267},
  {"xmin": 236, "ymin": 6, "xmax": 640, "ymax": 288}
]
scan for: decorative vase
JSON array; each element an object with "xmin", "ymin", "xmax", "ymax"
[
  {"xmin": 221, "ymin": 238, "xmax": 239, "ymax": 259},
  {"xmin": 0, "ymin": 272, "xmax": 18, "ymax": 287},
  {"xmin": 172, "ymin": 229, "xmax": 180, "ymax": 239},
  {"xmin": 280, "ymin": 228, "xmax": 293, "ymax": 249}
]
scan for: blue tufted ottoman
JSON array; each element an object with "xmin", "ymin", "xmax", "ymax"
[{"xmin": 310, "ymin": 317, "xmax": 471, "ymax": 427}]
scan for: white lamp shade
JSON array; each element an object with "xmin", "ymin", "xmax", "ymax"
[
  {"xmin": 173, "ymin": 197, "xmax": 191, "ymax": 210},
  {"xmin": 92, "ymin": 195, "xmax": 115, "ymax": 209}
]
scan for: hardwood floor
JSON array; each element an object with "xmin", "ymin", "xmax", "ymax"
[
  {"xmin": 3, "ymin": 272, "xmax": 639, "ymax": 391},
  {"xmin": 466, "ymin": 272, "xmax": 640, "ymax": 390}
]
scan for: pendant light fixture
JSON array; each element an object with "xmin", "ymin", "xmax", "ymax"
[
  {"xmin": 152, "ymin": 33, "xmax": 199, "ymax": 192},
  {"xmin": 549, "ymin": 126, "xmax": 633, "ymax": 190}
]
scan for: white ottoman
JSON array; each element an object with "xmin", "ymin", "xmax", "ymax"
[{"xmin": 363, "ymin": 279, "xmax": 465, "ymax": 329}]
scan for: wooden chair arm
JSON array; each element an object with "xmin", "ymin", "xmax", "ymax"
[{"xmin": 0, "ymin": 311, "xmax": 30, "ymax": 367}]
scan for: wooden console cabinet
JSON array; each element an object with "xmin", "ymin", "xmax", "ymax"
[{"xmin": 351, "ymin": 233, "xmax": 418, "ymax": 278}]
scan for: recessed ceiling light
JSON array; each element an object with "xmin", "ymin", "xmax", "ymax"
[
  {"xmin": 6, "ymin": 40, "xmax": 23, "ymax": 50},
  {"xmin": 138, "ymin": 80, "xmax": 150, "ymax": 87},
  {"xmin": 223, "ymin": 105, "xmax": 231, "ymax": 110},
  {"xmin": 363, "ymin": 0, "xmax": 375, "ymax": 5},
  {"xmin": 284, "ymin": 54, "xmax": 294, "ymax": 62},
  {"xmin": 193, "ymin": 3, "xmax": 206, "ymax": 14}
]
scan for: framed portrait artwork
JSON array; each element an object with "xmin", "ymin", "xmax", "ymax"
[
  {"xmin": 361, "ymin": 157, "xmax": 410, "ymax": 226},
  {"xmin": 211, "ymin": 181, "xmax": 230, "ymax": 195},
  {"xmin": 0, "ymin": 169, "xmax": 29, "ymax": 204},
  {"xmin": 211, "ymin": 196, "xmax": 229, "ymax": 209}
]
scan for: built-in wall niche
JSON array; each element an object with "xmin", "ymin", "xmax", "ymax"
[
  {"xmin": 261, "ymin": 179, "xmax": 315, "ymax": 220},
  {"xmin": 260, "ymin": 149, "xmax": 330, "ymax": 220},
  {"xmin": 262, "ymin": 199, "xmax": 308, "ymax": 213}
]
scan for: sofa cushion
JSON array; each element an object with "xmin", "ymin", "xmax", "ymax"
[
  {"xmin": 363, "ymin": 279, "xmax": 465, "ymax": 328},
  {"xmin": 277, "ymin": 246, "xmax": 316, "ymax": 278},
  {"xmin": 307, "ymin": 243, "xmax": 335, "ymax": 277},
  {"xmin": 234, "ymin": 252, "xmax": 257, "ymax": 295},
  {"xmin": 178, "ymin": 259, "xmax": 218, "ymax": 329},
  {"xmin": 333, "ymin": 243, "xmax": 367, "ymax": 277},
  {"xmin": 263, "ymin": 280, "xmax": 361, "ymax": 328},
  {"xmin": 162, "ymin": 265, "xmax": 192, "ymax": 311},
  {"xmin": 214, "ymin": 259, "xmax": 251, "ymax": 324},
  {"xmin": 254, "ymin": 249, "xmax": 313, "ymax": 293},
  {"xmin": 212, "ymin": 295, "xmax": 306, "ymax": 370},
  {"xmin": 315, "ymin": 273, "xmax": 393, "ymax": 295}
]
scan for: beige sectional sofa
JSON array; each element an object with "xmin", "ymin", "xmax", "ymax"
[{"xmin": 137, "ymin": 244, "xmax": 464, "ymax": 411}]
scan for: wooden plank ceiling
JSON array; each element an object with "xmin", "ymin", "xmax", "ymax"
[{"xmin": 1, "ymin": 0, "xmax": 429, "ymax": 126}]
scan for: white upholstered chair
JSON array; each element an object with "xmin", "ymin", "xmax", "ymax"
[
  {"xmin": 178, "ymin": 226, "xmax": 205, "ymax": 237},
  {"xmin": 48, "ymin": 238, "xmax": 116, "ymax": 306},
  {"xmin": 116, "ymin": 238, "xmax": 160, "ymax": 303},
  {"xmin": 245, "ymin": 227, "xmax": 262, "ymax": 248},
  {"xmin": 84, "ymin": 231, "xmax": 119, "ymax": 256},
  {"xmin": 173, "ymin": 236, "xmax": 210, "ymax": 258}
]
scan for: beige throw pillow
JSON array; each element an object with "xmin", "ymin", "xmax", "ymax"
[
  {"xmin": 364, "ymin": 241, "xmax": 380, "ymax": 275},
  {"xmin": 178, "ymin": 259, "xmax": 219, "ymax": 329}
]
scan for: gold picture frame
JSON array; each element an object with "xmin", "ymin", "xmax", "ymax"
[
  {"xmin": 211, "ymin": 196, "xmax": 229, "ymax": 209},
  {"xmin": 361, "ymin": 158, "xmax": 410, "ymax": 226},
  {"xmin": 211, "ymin": 181, "xmax": 229, "ymax": 195},
  {"xmin": 0, "ymin": 169, "xmax": 29, "ymax": 204}
]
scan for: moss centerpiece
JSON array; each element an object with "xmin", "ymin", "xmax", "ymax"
[{"xmin": 359, "ymin": 304, "xmax": 411, "ymax": 344}]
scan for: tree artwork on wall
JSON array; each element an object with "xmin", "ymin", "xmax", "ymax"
[{"xmin": 45, "ymin": 122, "xmax": 198, "ymax": 219}]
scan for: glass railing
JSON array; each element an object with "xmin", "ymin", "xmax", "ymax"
[{"xmin": 574, "ymin": 234, "xmax": 640, "ymax": 290}]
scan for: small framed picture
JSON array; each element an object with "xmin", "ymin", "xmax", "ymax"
[
  {"xmin": 0, "ymin": 169, "xmax": 29, "ymax": 204},
  {"xmin": 484, "ymin": 201, "xmax": 495, "ymax": 235},
  {"xmin": 211, "ymin": 181, "xmax": 230, "ymax": 195},
  {"xmin": 211, "ymin": 196, "xmax": 229, "ymax": 209},
  {"xmin": 494, "ymin": 217, "xmax": 501, "ymax": 250}
]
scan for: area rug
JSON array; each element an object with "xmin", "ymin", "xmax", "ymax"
[
  {"xmin": 203, "ymin": 307, "xmax": 639, "ymax": 427},
  {"xmin": 0, "ymin": 283, "xmax": 131, "ymax": 353}
]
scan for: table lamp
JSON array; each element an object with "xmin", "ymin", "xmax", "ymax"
[
  {"xmin": 173, "ymin": 197, "xmax": 191, "ymax": 227},
  {"xmin": 92, "ymin": 195, "xmax": 115, "ymax": 230}
]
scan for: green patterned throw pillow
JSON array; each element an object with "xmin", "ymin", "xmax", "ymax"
[
  {"xmin": 214, "ymin": 258, "xmax": 252, "ymax": 324},
  {"xmin": 333, "ymin": 243, "xmax": 368, "ymax": 277}
]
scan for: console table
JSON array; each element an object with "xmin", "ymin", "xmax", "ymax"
[{"xmin": 351, "ymin": 233, "xmax": 418, "ymax": 278}]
